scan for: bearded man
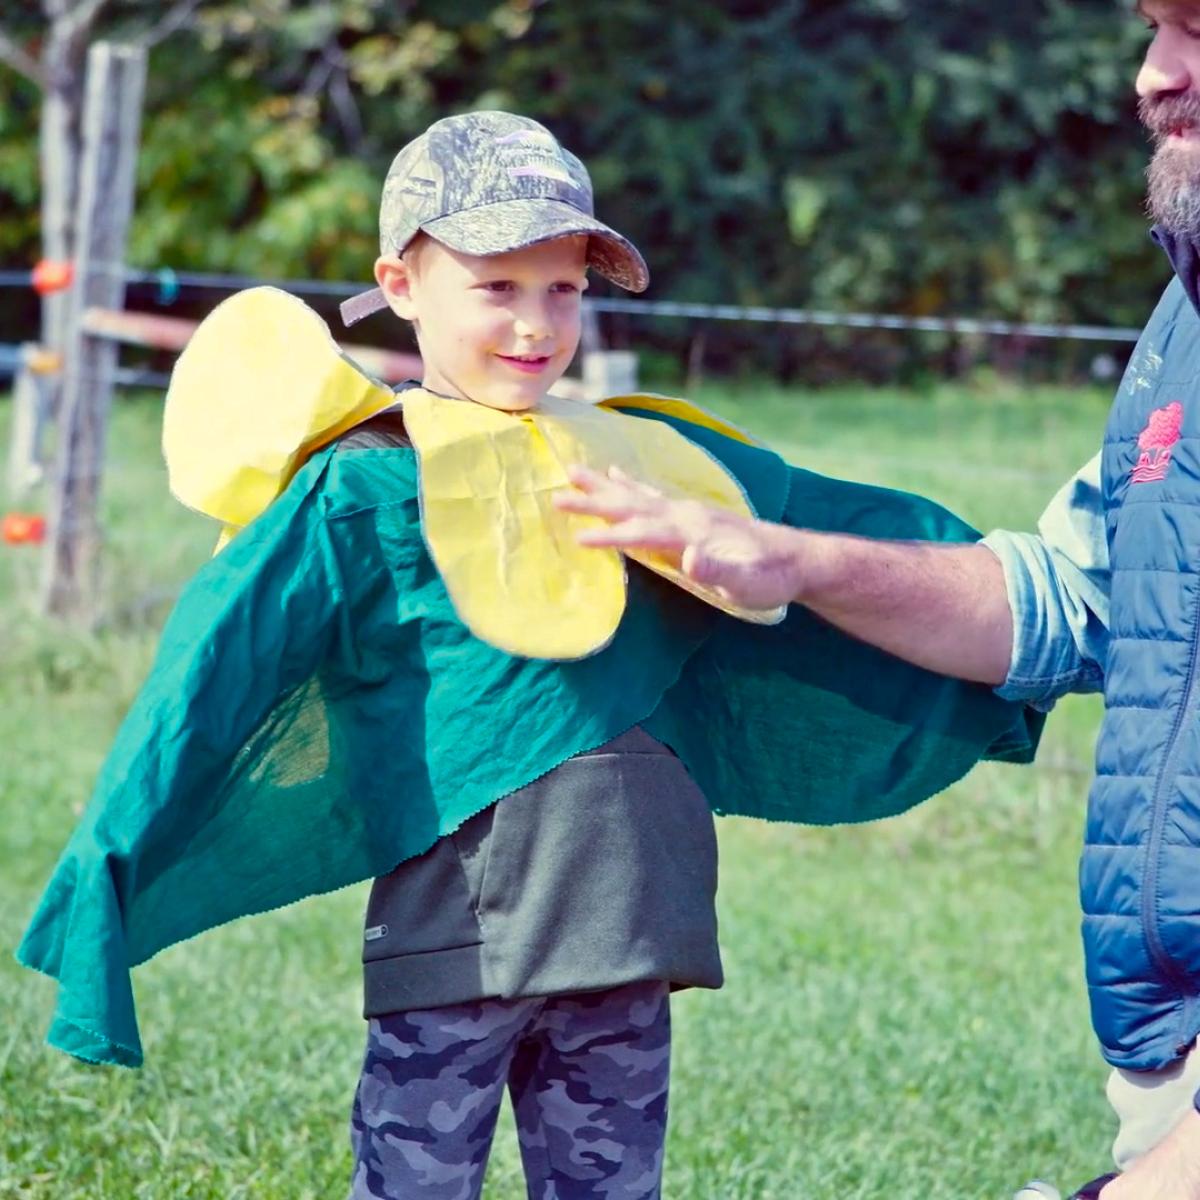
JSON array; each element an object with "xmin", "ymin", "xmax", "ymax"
[{"xmin": 555, "ymin": 4, "xmax": 1200, "ymax": 1197}]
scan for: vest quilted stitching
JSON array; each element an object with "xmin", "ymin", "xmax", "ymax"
[{"xmin": 1089, "ymin": 277, "xmax": 1200, "ymax": 1069}]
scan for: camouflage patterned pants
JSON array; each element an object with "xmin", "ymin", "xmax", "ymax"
[{"xmin": 348, "ymin": 981, "xmax": 671, "ymax": 1200}]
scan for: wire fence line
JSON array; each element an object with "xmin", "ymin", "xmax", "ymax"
[
  {"xmin": 0, "ymin": 264, "xmax": 1145, "ymax": 344},
  {"xmin": 589, "ymin": 298, "xmax": 1144, "ymax": 343}
]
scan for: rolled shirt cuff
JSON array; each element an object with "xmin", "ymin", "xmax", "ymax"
[{"xmin": 978, "ymin": 529, "xmax": 1104, "ymax": 710}]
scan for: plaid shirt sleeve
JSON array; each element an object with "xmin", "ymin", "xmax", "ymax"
[{"xmin": 980, "ymin": 452, "xmax": 1109, "ymax": 710}]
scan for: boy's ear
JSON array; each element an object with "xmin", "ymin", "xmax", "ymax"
[{"xmin": 374, "ymin": 254, "xmax": 418, "ymax": 321}]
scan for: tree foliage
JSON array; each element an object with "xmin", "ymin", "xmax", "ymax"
[{"xmin": 0, "ymin": 0, "xmax": 1170, "ymax": 354}]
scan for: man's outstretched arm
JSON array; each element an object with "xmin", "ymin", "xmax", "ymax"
[{"xmin": 554, "ymin": 464, "xmax": 1013, "ymax": 685}]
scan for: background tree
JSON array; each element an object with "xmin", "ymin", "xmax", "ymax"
[
  {"xmin": 0, "ymin": 0, "xmax": 1168, "ymax": 381},
  {"xmin": 0, "ymin": 0, "xmax": 203, "ymax": 375}
]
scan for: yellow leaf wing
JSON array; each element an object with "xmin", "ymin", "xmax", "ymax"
[{"xmin": 162, "ymin": 287, "xmax": 395, "ymax": 538}]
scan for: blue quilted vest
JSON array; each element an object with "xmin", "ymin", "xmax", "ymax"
[{"xmin": 1087, "ymin": 254, "xmax": 1200, "ymax": 1071}]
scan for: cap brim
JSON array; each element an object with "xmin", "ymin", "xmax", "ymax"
[
  {"xmin": 339, "ymin": 198, "xmax": 650, "ymax": 328},
  {"xmin": 425, "ymin": 198, "xmax": 649, "ymax": 294}
]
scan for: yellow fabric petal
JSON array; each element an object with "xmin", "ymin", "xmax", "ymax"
[
  {"xmin": 405, "ymin": 389, "xmax": 784, "ymax": 661},
  {"xmin": 162, "ymin": 287, "xmax": 395, "ymax": 535},
  {"xmin": 403, "ymin": 389, "xmax": 628, "ymax": 661},
  {"xmin": 597, "ymin": 392, "xmax": 758, "ymax": 448},
  {"xmin": 536, "ymin": 395, "xmax": 785, "ymax": 627}
]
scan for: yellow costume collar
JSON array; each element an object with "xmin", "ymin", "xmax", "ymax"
[{"xmin": 163, "ymin": 288, "xmax": 783, "ymax": 660}]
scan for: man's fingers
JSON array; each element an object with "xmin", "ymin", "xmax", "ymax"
[
  {"xmin": 576, "ymin": 519, "xmax": 688, "ymax": 551},
  {"xmin": 563, "ymin": 464, "xmax": 608, "ymax": 491},
  {"xmin": 561, "ymin": 463, "xmax": 659, "ymax": 494},
  {"xmin": 681, "ymin": 548, "xmax": 740, "ymax": 606},
  {"xmin": 606, "ymin": 464, "xmax": 665, "ymax": 499},
  {"xmin": 555, "ymin": 465, "xmax": 666, "ymax": 521},
  {"xmin": 559, "ymin": 463, "xmax": 664, "ymax": 498},
  {"xmin": 554, "ymin": 490, "xmax": 651, "ymax": 520},
  {"xmin": 681, "ymin": 544, "xmax": 715, "ymax": 585}
]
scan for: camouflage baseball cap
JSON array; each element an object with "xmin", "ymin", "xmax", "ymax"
[{"xmin": 340, "ymin": 110, "xmax": 649, "ymax": 326}]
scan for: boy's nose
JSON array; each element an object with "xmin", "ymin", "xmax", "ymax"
[
  {"xmin": 513, "ymin": 305, "xmax": 552, "ymax": 342},
  {"xmin": 1138, "ymin": 28, "xmax": 1196, "ymax": 100}
]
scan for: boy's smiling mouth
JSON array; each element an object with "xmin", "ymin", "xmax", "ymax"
[{"xmin": 497, "ymin": 353, "xmax": 553, "ymax": 374}]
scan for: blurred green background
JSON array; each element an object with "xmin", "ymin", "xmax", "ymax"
[
  {"xmin": 0, "ymin": 0, "xmax": 1164, "ymax": 379},
  {"xmin": 0, "ymin": 1, "xmax": 1169, "ymax": 1196}
]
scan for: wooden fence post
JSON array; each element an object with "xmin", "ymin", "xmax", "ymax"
[
  {"xmin": 583, "ymin": 350, "xmax": 639, "ymax": 399},
  {"xmin": 39, "ymin": 42, "xmax": 146, "ymax": 621}
]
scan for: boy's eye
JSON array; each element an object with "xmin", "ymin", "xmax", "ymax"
[
  {"xmin": 480, "ymin": 280, "xmax": 514, "ymax": 294},
  {"xmin": 551, "ymin": 282, "xmax": 580, "ymax": 294}
]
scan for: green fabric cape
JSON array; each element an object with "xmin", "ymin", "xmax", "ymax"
[{"xmin": 16, "ymin": 408, "xmax": 1042, "ymax": 1067}]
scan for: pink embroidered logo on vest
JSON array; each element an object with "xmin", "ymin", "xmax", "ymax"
[{"xmin": 1131, "ymin": 401, "xmax": 1184, "ymax": 484}]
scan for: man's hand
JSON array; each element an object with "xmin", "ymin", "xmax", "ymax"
[
  {"xmin": 553, "ymin": 464, "xmax": 812, "ymax": 611},
  {"xmin": 1101, "ymin": 1111, "xmax": 1200, "ymax": 1200},
  {"xmin": 555, "ymin": 462, "xmax": 1013, "ymax": 685}
]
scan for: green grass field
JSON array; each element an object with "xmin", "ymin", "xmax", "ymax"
[{"xmin": 0, "ymin": 380, "xmax": 1115, "ymax": 1199}]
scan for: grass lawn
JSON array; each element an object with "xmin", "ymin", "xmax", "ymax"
[{"xmin": 0, "ymin": 379, "xmax": 1115, "ymax": 1199}]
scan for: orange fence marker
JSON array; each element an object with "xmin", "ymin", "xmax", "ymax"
[
  {"xmin": 31, "ymin": 260, "xmax": 74, "ymax": 296},
  {"xmin": 2, "ymin": 512, "xmax": 47, "ymax": 545}
]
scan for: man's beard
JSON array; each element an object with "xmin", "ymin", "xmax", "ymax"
[{"xmin": 1141, "ymin": 94, "xmax": 1200, "ymax": 236}]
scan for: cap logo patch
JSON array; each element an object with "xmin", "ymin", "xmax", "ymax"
[
  {"xmin": 494, "ymin": 129, "xmax": 575, "ymax": 188},
  {"xmin": 508, "ymin": 164, "xmax": 573, "ymax": 184},
  {"xmin": 494, "ymin": 129, "xmax": 559, "ymax": 149}
]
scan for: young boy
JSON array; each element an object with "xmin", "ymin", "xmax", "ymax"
[
  {"xmin": 335, "ymin": 110, "xmax": 721, "ymax": 1199},
  {"xmin": 17, "ymin": 110, "xmax": 1040, "ymax": 1200}
]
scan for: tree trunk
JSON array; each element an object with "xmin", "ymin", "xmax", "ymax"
[{"xmin": 40, "ymin": 41, "xmax": 146, "ymax": 621}]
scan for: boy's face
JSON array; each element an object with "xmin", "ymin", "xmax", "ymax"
[{"xmin": 376, "ymin": 235, "xmax": 589, "ymax": 412}]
